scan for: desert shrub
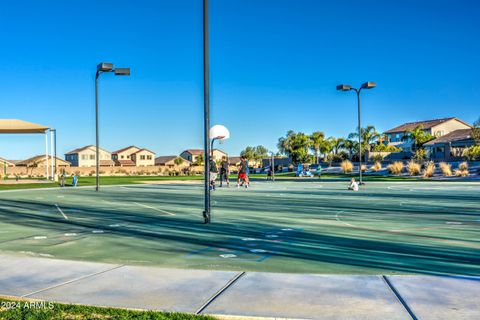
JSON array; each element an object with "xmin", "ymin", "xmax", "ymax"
[
  {"xmin": 455, "ymin": 162, "xmax": 469, "ymax": 177},
  {"xmin": 387, "ymin": 161, "xmax": 404, "ymax": 175},
  {"xmin": 327, "ymin": 153, "xmax": 346, "ymax": 165},
  {"xmin": 372, "ymin": 154, "xmax": 384, "ymax": 162},
  {"xmin": 372, "ymin": 144, "xmax": 402, "ymax": 152},
  {"xmin": 463, "ymin": 145, "xmax": 480, "ymax": 161},
  {"xmin": 439, "ymin": 162, "xmax": 452, "ymax": 177},
  {"xmin": 407, "ymin": 160, "xmax": 421, "ymax": 176},
  {"xmin": 360, "ymin": 164, "xmax": 367, "ymax": 172},
  {"xmin": 340, "ymin": 160, "xmax": 353, "ymax": 173},
  {"xmin": 459, "ymin": 162, "xmax": 468, "ymax": 171},
  {"xmin": 413, "ymin": 148, "xmax": 427, "ymax": 161},
  {"xmin": 371, "ymin": 161, "xmax": 382, "ymax": 172},
  {"xmin": 422, "ymin": 161, "xmax": 435, "ymax": 178}
]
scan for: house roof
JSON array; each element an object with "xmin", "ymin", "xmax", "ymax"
[
  {"xmin": 100, "ymin": 160, "xmax": 115, "ymax": 166},
  {"xmin": 0, "ymin": 157, "xmax": 16, "ymax": 166},
  {"xmin": 15, "ymin": 155, "xmax": 71, "ymax": 166},
  {"xmin": 228, "ymin": 156, "xmax": 242, "ymax": 164},
  {"xmin": 424, "ymin": 129, "xmax": 474, "ymax": 145},
  {"xmin": 132, "ymin": 148, "xmax": 155, "ymax": 155},
  {"xmin": 111, "ymin": 146, "xmax": 139, "ymax": 154},
  {"xmin": 114, "ymin": 159, "xmax": 136, "ymax": 166},
  {"xmin": 155, "ymin": 155, "xmax": 190, "ymax": 165},
  {"xmin": 0, "ymin": 119, "xmax": 49, "ymax": 134},
  {"xmin": 183, "ymin": 149, "xmax": 226, "ymax": 156},
  {"xmin": 65, "ymin": 145, "xmax": 110, "ymax": 155},
  {"xmin": 384, "ymin": 118, "xmax": 471, "ymax": 134}
]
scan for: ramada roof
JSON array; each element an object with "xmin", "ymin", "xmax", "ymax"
[
  {"xmin": 384, "ymin": 117, "xmax": 471, "ymax": 134},
  {"xmin": 65, "ymin": 145, "xmax": 110, "ymax": 155},
  {"xmin": 16, "ymin": 155, "xmax": 71, "ymax": 166},
  {"xmin": 424, "ymin": 129, "xmax": 474, "ymax": 145}
]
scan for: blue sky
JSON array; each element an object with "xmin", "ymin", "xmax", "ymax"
[{"xmin": 0, "ymin": 0, "xmax": 479, "ymax": 159}]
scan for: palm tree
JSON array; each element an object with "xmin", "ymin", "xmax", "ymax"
[
  {"xmin": 403, "ymin": 125, "xmax": 434, "ymax": 151},
  {"xmin": 341, "ymin": 139, "xmax": 356, "ymax": 160},
  {"xmin": 350, "ymin": 125, "xmax": 380, "ymax": 162},
  {"xmin": 309, "ymin": 131, "xmax": 325, "ymax": 164},
  {"xmin": 328, "ymin": 137, "xmax": 345, "ymax": 155}
]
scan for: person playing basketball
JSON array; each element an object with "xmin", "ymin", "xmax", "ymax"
[
  {"xmin": 219, "ymin": 156, "xmax": 229, "ymax": 187},
  {"xmin": 237, "ymin": 156, "xmax": 249, "ymax": 188}
]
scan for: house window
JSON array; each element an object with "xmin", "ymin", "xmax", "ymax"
[
  {"xmin": 140, "ymin": 155, "xmax": 146, "ymax": 160},
  {"xmin": 81, "ymin": 155, "xmax": 88, "ymax": 160},
  {"xmin": 90, "ymin": 154, "xmax": 95, "ymax": 160},
  {"xmin": 121, "ymin": 155, "xmax": 124, "ymax": 159},
  {"xmin": 147, "ymin": 155, "xmax": 152, "ymax": 160}
]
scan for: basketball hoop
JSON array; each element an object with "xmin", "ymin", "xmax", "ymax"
[{"xmin": 210, "ymin": 125, "xmax": 230, "ymax": 141}]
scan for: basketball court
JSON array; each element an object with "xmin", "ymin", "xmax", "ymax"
[{"xmin": 0, "ymin": 180, "xmax": 478, "ymax": 275}]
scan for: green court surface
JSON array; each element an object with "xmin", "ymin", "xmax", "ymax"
[{"xmin": 0, "ymin": 181, "xmax": 479, "ymax": 275}]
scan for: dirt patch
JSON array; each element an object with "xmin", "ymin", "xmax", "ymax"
[{"xmin": 0, "ymin": 179, "xmax": 53, "ymax": 185}]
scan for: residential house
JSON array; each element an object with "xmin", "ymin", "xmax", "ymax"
[
  {"xmin": 384, "ymin": 117, "xmax": 472, "ymax": 152},
  {"xmin": 65, "ymin": 145, "xmax": 115, "ymax": 167},
  {"xmin": 16, "ymin": 155, "xmax": 70, "ymax": 168},
  {"xmin": 111, "ymin": 146, "xmax": 140, "ymax": 166},
  {"xmin": 424, "ymin": 129, "xmax": 476, "ymax": 161},
  {"xmin": 155, "ymin": 155, "xmax": 191, "ymax": 169},
  {"xmin": 112, "ymin": 146, "xmax": 155, "ymax": 166},
  {"xmin": 180, "ymin": 149, "xmax": 227, "ymax": 163},
  {"xmin": 131, "ymin": 149, "xmax": 155, "ymax": 166}
]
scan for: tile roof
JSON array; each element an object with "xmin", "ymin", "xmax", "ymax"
[
  {"xmin": 111, "ymin": 146, "xmax": 139, "ymax": 154},
  {"xmin": 384, "ymin": 118, "xmax": 470, "ymax": 134},
  {"xmin": 114, "ymin": 159, "xmax": 136, "ymax": 166},
  {"xmin": 131, "ymin": 148, "xmax": 155, "ymax": 155},
  {"xmin": 424, "ymin": 129, "xmax": 474, "ymax": 145},
  {"xmin": 65, "ymin": 145, "xmax": 110, "ymax": 155}
]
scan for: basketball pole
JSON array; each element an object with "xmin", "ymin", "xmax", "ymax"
[{"xmin": 203, "ymin": 0, "xmax": 211, "ymax": 224}]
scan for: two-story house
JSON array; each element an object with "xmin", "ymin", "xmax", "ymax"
[{"xmin": 65, "ymin": 145, "xmax": 115, "ymax": 167}]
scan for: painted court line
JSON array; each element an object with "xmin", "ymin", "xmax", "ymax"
[
  {"xmin": 133, "ymin": 202, "xmax": 176, "ymax": 216},
  {"xmin": 382, "ymin": 275, "xmax": 418, "ymax": 320},
  {"xmin": 196, "ymin": 271, "xmax": 246, "ymax": 315},
  {"xmin": 55, "ymin": 204, "xmax": 69, "ymax": 220},
  {"xmin": 22, "ymin": 264, "xmax": 125, "ymax": 298}
]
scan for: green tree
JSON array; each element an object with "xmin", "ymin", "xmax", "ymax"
[
  {"xmin": 341, "ymin": 138, "xmax": 357, "ymax": 160},
  {"xmin": 277, "ymin": 131, "xmax": 311, "ymax": 164},
  {"xmin": 472, "ymin": 117, "xmax": 480, "ymax": 144},
  {"xmin": 193, "ymin": 154, "xmax": 204, "ymax": 166},
  {"xmin": 173, "ymin": 157, "xmax": 184, "ymax": 166},
  {"xmin": 240, "ymin": 145, "xmax": 269, "ymax": 164},
  {"xmin": 309, "ymin": 131, "xmax": 325, "ymax": 164},
  {"xmin": 404, "ymin": 125, "xmax": 435, "ymax": 151},
  {"xmin": 349, "ymin": 125, "xmax": 380, "ymax": 161},
  {"xmin": 328, "ymin": 137, "xmax": 345, "ymax": 155}
]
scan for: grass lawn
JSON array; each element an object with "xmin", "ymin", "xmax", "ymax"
[
  {"xmin": 0, "ymin": 297, "xmax": 214, "ymax": 320},
  {"xmin": 0, "ymin": 172, "xmax": 422, "ymax": 191}
]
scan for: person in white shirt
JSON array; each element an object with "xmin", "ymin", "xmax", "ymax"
[{"xmin": 348, "ymin": 177, "xmax": 359, "ymax": 191}]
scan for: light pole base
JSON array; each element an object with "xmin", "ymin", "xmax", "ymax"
[
  {"xmin": 359, "ymin": 182, "xmax": 366, "ymax": 186},
  {"xmin": 203, "ymin": 211, "xmax": 211, "ymax": 224}
]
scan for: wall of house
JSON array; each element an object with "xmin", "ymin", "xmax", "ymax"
[
  {"xmin": 133, "ymin": 151, "xmax": 155, "ymax": 166},
  {"xmin": 77, "ymin": 149, "xmax": 112, "ymax": 167},
  {"xmin": 431, "ymin": 120, "xmax": 471, "ymax": 137}
]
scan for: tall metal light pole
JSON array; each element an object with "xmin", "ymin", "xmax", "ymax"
[
  {"xmin": 336, "ymin": 82, "xmax": 376, "ymax": 185},
  {"xmin": 95, "ymin": 63, "xmax": 130, "ymax": 191},
  {"xmin": 203, "ymin": 0, "xmax": 211, "ymax": 224},
  {"xmin": 51, "ymin": 129, "xmax": 57, "ymax": 178}
]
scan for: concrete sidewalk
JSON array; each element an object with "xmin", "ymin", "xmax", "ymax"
[{"xmin": 0, "ymin": 253, "xmax": 479, "ymax": 319}]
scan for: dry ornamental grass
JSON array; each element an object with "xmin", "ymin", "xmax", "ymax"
[
  {"xmin": 423, "ymin": 161, "xmax": 436, "ymax": 178},
  {"xmin": 387, "ymin": 161, "xmax": 403, "ymax": 175},
  {"xmin": 340, "ymin": 160, "xmax": 353, "ymax": 173},
  {"xmin": 407, "ymin": 160, "xmax": 421, "ymax": 176},
  {"xmin": 439, "ymin": 162, "xmax": 452, "ymax": 177}
]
